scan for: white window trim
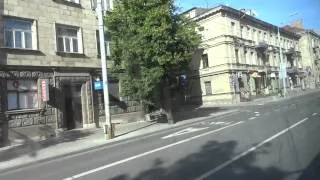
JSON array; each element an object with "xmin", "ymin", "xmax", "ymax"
[
  {"xmin": 4, "ymin": 18, "xmax": 35, "ymax": 50},
  {"xmin": 64, "ymin": 0, "xmax": 80, "ymax": 4},
  {"xmin": 55, "ymin": 24, "xmax": 83, "ymax": 54}
]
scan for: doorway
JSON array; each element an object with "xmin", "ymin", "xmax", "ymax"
[{"xmin": 63, "ymin": 83, "xmax": 83, "ymax": 130}]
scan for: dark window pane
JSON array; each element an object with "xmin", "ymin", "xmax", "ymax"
[
  {"xmin": 15, "ymin": 31, "xmax": 22, "ymax": 48},
  {"xmin": 72, "ymin": 38, "xmax": 78, "ymax": 53},
  {"xmin": 57, "ymin": 37, "xmax": 64, "ymax": 52},
  {"xmin": 202, "ymin": 54, "xmax": 209, "ymax": 68},
  {"xmin": 4, "ymin": 30, "xmax": 13, "ymax": 47},
  {"xmin": 25, "ymin": 32, "xmax": 32, "ymax": 49},
  {"xmin": 65, "ymin": 38, "xmax": 70, "ymax": 52}
]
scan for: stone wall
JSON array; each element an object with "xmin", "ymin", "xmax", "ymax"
[{"xmin": 0, "ymin": 0, "xmax": 100, "ymax": 68}]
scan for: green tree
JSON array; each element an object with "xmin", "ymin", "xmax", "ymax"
[{"xmin": 106, "ymin": 0, "xmax": 201, "ymax": 122}]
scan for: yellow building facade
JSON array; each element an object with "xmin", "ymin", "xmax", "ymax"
[{"xmin": 186, "ymin": 6, "xmax": 303, "ymax": 105}]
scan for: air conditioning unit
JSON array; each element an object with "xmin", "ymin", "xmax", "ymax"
[{"xmin": 91, "ymin": 0, "xmax": 113, "ymax": 12}]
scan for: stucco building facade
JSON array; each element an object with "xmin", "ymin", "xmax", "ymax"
[
  {"xmin": 0, "ymin": 0, "xmax": 141, "ymax": 146},
  {"xmin": 185, "ymin": 6, "xmax": 304, "ymax": 105}
]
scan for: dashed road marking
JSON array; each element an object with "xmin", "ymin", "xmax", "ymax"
[
  {"xmin": 312, "ymin": 113, "xmax": 318, "ymax": 116},
  {"xmin": 63, "ymin": 121, "xmax": 244, "ymax": 180},
  {"xmin": 249, "ymin": 117, "xmax": 256, "ymax": 120}
]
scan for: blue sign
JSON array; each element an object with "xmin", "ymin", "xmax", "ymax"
[{"xmin": 94, "ymin": 81, "xmax": 103, "ymax": 90}]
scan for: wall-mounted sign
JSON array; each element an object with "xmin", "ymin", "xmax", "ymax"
[
  {"xmin": 94, "ymin": 81, "xmax": 103, "ymax": 90},
  {"xmin": 41, "ymin": 79, "xmax": 50, "ymax": 102}
]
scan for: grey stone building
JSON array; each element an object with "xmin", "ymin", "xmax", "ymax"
[{"xmin": 0, "ymin": 0, "xmax": 141, "ymax": 146}]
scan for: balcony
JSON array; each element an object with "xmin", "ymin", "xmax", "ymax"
[{"xmin": 255, "ymin": 41, "xmax": 268, "ymax": 50}]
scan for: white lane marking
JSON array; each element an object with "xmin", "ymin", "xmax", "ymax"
[
  {"xmin": 248, "ymin": 117, "xmax": 256, "ymax": 120},
  {"xmin": 63, "ymin": 121, "xmax": 244, "ymax": 180},
  {"xmin": 255, "ymin": 114, "xmax": 260, "ymax": 117},
  {"xmin": 161, "ymin": 127, "xmax": 209, "ymax": 139},
  {"xmin": 254, "ymin": 112, "xmax": 259, "ymax": 114},
  {"xmin": 258, "ymin": 104, "xmax": 264, "ymax": 106},
  {"xmin": 194, "ymin": 117, "xmax": 310, "ymax": 180},
  {"xmin": 312, "ymin": 113, "xmax": 318, "ymax": 116}
]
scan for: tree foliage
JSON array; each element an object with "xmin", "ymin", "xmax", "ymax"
[{"xmin": 106, "ymin": 0, "xmax": 201, "ymax": 112}]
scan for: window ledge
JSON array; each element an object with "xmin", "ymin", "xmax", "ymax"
[
  {"xmin": 6, "ymin": 108, "xmax": 43, "ymax": 115},
  {"xmin": 56, "ymin": 51, "xmax": 86, "ymax": 58},
  {"xmin": 52, "ymin": 0, "xmax": 82, "ymax": 8},
  {"xmin": 0, "ymin": 47, "xmax": 44, "ymax": 55}
]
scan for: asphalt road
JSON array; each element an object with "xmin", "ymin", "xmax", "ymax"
[{"xmin": 1, "ymin": 92, "xmax": 320, "ymax": 180}]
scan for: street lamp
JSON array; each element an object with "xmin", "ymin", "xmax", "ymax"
[
  {"xmin": 96, "ymin": 0, "xmax": 113, "ymax": 139},
  {"xmin": 277, "ymin": 12, "xmax": 299, "ymax": 97}
]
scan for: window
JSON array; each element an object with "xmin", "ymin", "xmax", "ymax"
[
  {"xmin": 251, "ymin": 52, "xmax": 254, "ymax": 65},
  {"xmin": 258, "ymin": 31, "xmax": 261, "ymax": 41},
  {"xmin": 56, "ymin": 24, "xmax": 82, "ymax": 53},
  {"xmin": 252, "ymin": 29, "xmax": 256, "ymax": 41},
  {"xmin": 264, "ymin": 32, "xmax": 267, "ymax": 41},
  {"xmin": 240, "ymin": 26, "xmax": 244, "ymax": 38},
  {"xmin": 270, "ymin": 34, "xmax": 273, "ymax": 44},
  {"xmin": 244, "ymin": 50, "xmax": 248, "ymax": 64},
  {"xmin": 235, "ymin": 49, "xmax": 239, "ymax": 63},
  {"xmin": 204, "ymin": 81, "xmax": 212, "ymax": 95},
  {"xmin": 230, "ymin": 22, "xmax": 235, "ymax": 35},
  {"xmin": 7, "ymin": 80, "xmax": 38, "ymax": 110},
  {"xmin": 246, "ymin": 27, "xmax": 250, "ymax": 39},
  {"xmin": 4, "ymin": 18, "xmax": 33, "ymax": 49},
  {"xmin": 202, "ymin": 54, "xmax": 209, "ymax": 68},
  {"xmin": 91, "ymin": 0, "xmax": 113, "ymax": 11},
  {"xmin": 96, "ymin": 30, "xmax": 111, "ymax": 57},
  {"xmin": 65, "ymin": 0, "xmax": 80, "ymax": 3}
]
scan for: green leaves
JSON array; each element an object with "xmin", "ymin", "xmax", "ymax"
[{"xmin": 106, "ymin": 0, "xmax": 201, "ymax": 112}]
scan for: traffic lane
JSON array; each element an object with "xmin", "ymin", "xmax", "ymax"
[
  {"xmin": 0, "ymin": 111, "xmax": 247, "ymax": 180},
  {"xmin": 1, "ymin": 93, "xmax": 317, "ymax": 180},
  {"xmin": 70, "ymin": 99, "xmax": 320, "ymax": 180},
  {"xmin": 204, "ymin": 114, "xmax": 320, "ymax": 180}
]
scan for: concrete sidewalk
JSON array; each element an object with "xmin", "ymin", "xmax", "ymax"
[
  {"xmin": 202, "ymin": 88, "xmax": 320, "ymax": 108},
  {"xmin": 0, "ymin": 109, "xmax": 237, "ymax": 172}
]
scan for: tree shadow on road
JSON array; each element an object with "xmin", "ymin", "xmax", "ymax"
[
  {"xmin": 0, "ymin": 129, "xmax": 93, "ymax": 162},
  {"xmin": 108, "ymin": 140, "xmax": 296, "ymax": 180},
  {"xmin": 298, "ymin": 152, "xmax": 320, "ymax": 180}
]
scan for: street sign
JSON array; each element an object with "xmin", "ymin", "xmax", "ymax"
[
  {"xmin": 279, "ymin": 63, "xmax": 287, "ymax": 79},
  {"xmin": 41, "ymin": 79, "xmax": 50, "ymax": 102},
  {"xmin": 94, "ymin": 81, "xmax": 103, "ymax": 90}
]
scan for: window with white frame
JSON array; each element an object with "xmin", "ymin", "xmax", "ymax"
[
  {"xmin": 204, "ymin": 81, "xmax": 212, "ymax": 95},
  {"xmin": 4, "ymin": 18, "xmax": 33, "ymax": 49},
  {"xmin": 7, "ymin": 80, "xmax": 38, "ymax": 110},
  {"xmin": 91, "ymin": 0, "xmax": 113, "ymax": 11},
  {"xmin": 56, "ymin": 24, "xmax": 82, "ymax": 53},
  {"xmin": 64, "ymin": 0, "xmax": 80, "ymax": 4}
]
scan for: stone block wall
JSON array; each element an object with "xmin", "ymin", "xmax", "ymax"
[{"xmin": 0, "ymin": 0, "xmax": 100, "ymax": 68}]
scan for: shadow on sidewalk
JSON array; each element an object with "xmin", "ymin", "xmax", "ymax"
[
  {"xmin": 0, "ymin": 129, "xmax": 93, "ymax": 162},
  {"xmin": 108, "ymin": 140, "xmax": 296, "ymax": 180},
  {"xmin": 172, "ymin": 106, "xmax": 228, "ymax": 123}
]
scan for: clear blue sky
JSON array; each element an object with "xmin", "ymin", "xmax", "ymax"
[{"xmin": 176, "ymin": 0, "xmax": 320, "ymax": 31}]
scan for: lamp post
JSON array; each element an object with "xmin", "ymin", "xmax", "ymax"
[
  {"xmin": 277, "ymin": 12, "xmax": 299, "ymax": 97},
  {"xmin": 96, "ymin": 0, "xmax": 113, "ymax": 139}
]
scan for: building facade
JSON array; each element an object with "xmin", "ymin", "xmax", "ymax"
[
  {"xmin": 297, "ymin": 30, "xmax": 320, "ymax": 88},
  {"xmin": 185, "ymin": 6, "xmax": 303, "ymax": 105},
  {"xmin": 0, "ymin": 0, "xmax": 141, "ymax": 146}
]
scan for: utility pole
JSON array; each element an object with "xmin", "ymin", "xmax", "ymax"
[
  {"xmin": 97, "ymin": 0, "xmax": 113, "ymax": 139},
  {"xmin": 277, "ymin": 26, "xmax": 287, "ymax": 96}
]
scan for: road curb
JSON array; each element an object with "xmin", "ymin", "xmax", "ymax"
[{"xmin": 0, "ymin": 109, "xmax": 240, "ymax": 174}]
